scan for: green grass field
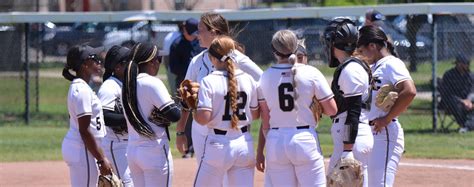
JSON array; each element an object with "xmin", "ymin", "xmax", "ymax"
[{"xmin": 1, "ymin": 66, "xmax": 473, "ymax": 162}]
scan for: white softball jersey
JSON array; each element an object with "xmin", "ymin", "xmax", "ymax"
[
  {"xmin": 97, "ymin": 76, "xmax": 128, "ymax": 140},
  {"xmin": 369, "ymin": 55, "xmax": 412, "ymax": 120},
  {"xmin": 259, "ymin": 63, "xmax": 330, "ymax": 187},
  {"xmin": 367, "ymin": 55, "xmax": 410, "ymax": 187},
  {"xmin": 62, "ymin": 78, "xmax": 105, "ymax": 187},
  {"xmin": 329, "ymin": 60, "xmax": 374, "ymax": 187},
  {"xmin": 65, "ymin": 78, "xmax": 106, "ymax": 140},
  {"xmin": 259, "ymin": 63, "xmax": 333, "ymax": 128},
  {"xmin": 126, "ymin": 73, "xmax": 174, "ymax": 142},
  {"xmin": 196, "ymin": 69, "xmax": 259, "ymax": 130},
  {"xmin": 97, "ymin": 76, "xmax": 133, "ymax": 187},
  {"xmin": 335, "ymin": 61, "xmax": 371, "ymax": 120},
  {"xmin": 185, "ymin": 49, "xmax": 262, "ymax": 165}
]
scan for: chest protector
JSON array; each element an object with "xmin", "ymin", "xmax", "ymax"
[{"xmin": 331, "ymin": 57, "xmax": 372, "ymax": 117}]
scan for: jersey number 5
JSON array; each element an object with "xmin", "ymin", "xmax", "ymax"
[
  {"xmin": 222, "ymin": 91, "xmax": 248, "ymax": 121},
  {"xmin": 95, "ymin": 117, "xmax": 102, "ymax": 131},
  {"xmin": 278, "ymin": 83, "xmax": 294, "ymax": 111}
]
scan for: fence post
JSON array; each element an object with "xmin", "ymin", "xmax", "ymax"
[
  {"xmin": 431, "ymin": 15, "xmax": 438, "ymax": 132},
  {"xmin": 24, "ymin": 23, "xmax": 30, "ymax": 124}
]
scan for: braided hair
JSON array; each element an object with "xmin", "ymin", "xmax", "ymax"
[
  {"xmin": 122, "ymin": 42, "xmax": 159, "ymax": 138},
  {"xmin": 208, "ymin": 36, "xmax": 240, "ymax": 130}
]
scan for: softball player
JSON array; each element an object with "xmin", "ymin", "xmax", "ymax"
[
  {"xmin": 357, "ymin": 25, "xmax": 417, "ymax": 187},
  {"xmin": 322, "ymin": 18, "xmax": 374, "ymax": 187},
  {"xmin": 193, "ymin": 36, "xmax": 259, "ymax": 187},
  {"xmin": 176, "ymin": 12, "xmax": 263, "ymax": 165},
  {"xmin": 61, "ymin": 45, "xmax": 112, "ymax": 187},
  {"xmin": 122, "ymin": 42, "xmax": 181, "ymax": 187},
  {"xmin": 97, "ymin": 45, "xmax": 133, "ymax": 187},
  {"xmin": 256, "ymin": 30, "xmax": 337, "ymax": 187}
]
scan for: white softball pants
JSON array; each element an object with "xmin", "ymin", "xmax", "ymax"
[
  {"xmin": 368, "ymin": 120, "xmax": 404, "ymax": 187},
  {"xmin": 194, "ymin": 131, "xmax": 255, "ymax": 187},
  {"xmin": 264, "ymin": 127, "xmax": 326, "ymax": 187},
  {"xmin": 62, "ymin": 137, "xmax": 100, "ymax": 187},
  {"xmin": 329, "ymin": 117, "xmax": 374, "ymax": 187},
  {"xmin": 101, "ymin": 138, "xmax": 133, "ymax": 187},
  {"xmin": 127, "ymin": 138, "xmax": 173, "ymax": 187}
]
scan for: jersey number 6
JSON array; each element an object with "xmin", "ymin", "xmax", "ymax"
[
  {"xmin": 222, "ymin": 91, "xmax": 248, "ymax": 121},
  {"xmin": 278, "ymin": 83, "xmax": 294, "ymax": 111}
]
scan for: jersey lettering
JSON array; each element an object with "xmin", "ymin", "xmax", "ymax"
[
  {"xmin": 222, "ymin": 91, "xmax": 248, "ymax": 121},
  {"xmin": 278, "ymin": 83, "xmax": 294, "ymax": 111}
]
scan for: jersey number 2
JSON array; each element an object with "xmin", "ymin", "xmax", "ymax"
[
  {"xmin": 278, "ymin": 83, "xmax": 294, "ymax": 111},
  {"xmin": 222, "ymin": 91, "xmax": 248, "ymax": 121}
]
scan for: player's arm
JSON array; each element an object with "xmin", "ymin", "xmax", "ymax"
[
  {"xmin": 102, "ymin": 109, "xmax": 126, "ymax": 127},
  {"xmin": 256, "ymin": 100, "xmax": 269, "ymax": 172},
  {"xmin": 320, "ymin": 98, "xmax": 337, "ymax": 116},
  {"xmin": 194, "ymin": 110, "xmax": 211, "ymax": 125},
  {"xmin": 78, "ymin": 115, "xmax": 112, "ymax": 175},
  {"xmin": 384, "ymin": 80, "xmax": 416, "ymax": 123},
  {"xmin": 176, "ymin": 110, "xmax": 189, "ymax": 155}
]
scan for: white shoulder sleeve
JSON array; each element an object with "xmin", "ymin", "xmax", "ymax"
[
  {"xmin": 197, "ymin": 77, "xmax": 213, "ymax": 111},
  {"xmin": 310, "ymin": 67, "xmax": 334, "ymax": 101},
  {"xmin": 97, "ymin": 80, "xmax": 117, "ymax": 111},
  {"xmin": 74, "ymin": 86, "xmax": 93, "ymax": 118},
  {"xmin": 386, "ymin": 58, "xmax": 412, "ymax": 86},
  {"xmin": 149, "ymin": 78, "xmax": 174, "ymax": 110},
  {"xmin": 338, "ymin": 63, "xmax": 369, "ymax": 97},
  {"xmin": 233, "ymin": 50, "xmax": 263, "ymax": 81}
]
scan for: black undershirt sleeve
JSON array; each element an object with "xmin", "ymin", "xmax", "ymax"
[{"xmin": 343, "ymin": 95, "xmax": 362, "ymax": 144}]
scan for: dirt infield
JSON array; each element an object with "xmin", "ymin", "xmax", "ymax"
[{"xmin": 1, "ymin": 158, "xmax": 473, "ymax": 187}]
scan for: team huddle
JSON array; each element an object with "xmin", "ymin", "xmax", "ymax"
[{"xmin": 61, "ymin": 12, "xmax": 416, "ymax": 187}]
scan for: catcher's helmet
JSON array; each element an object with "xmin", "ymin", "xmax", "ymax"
[{"xmin": 321, "ymin": 18, "xmax": 358, "ymax": 68}]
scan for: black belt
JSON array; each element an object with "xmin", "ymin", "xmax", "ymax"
[
  {"xmin": 213, "ymin": 126, "xmax": 248, "ymax": 135},
  {"xmin": 271, "ymin": 125, "xmax": 310, "ymax": 130},
  {"xmin": 369, "ymin": 119, "xmax": 397, "ymax": 126}
]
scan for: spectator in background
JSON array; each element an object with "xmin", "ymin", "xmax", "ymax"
[
  {"xmin": 440, "ymin": 54, "xmax": 474, "ymax": 133},
  {"xmin": 169, "ymin": 18, "xmax": 204, "ymax": 89},
  {"xmin": 161, "ymin": 22, "xmax": 183, "ymax": 96},
  {"xmin": 169, "ymin": 18, "xmax": 204, "ymax": 158},
  {"xmin": 364, "ymin": 9, "xmax": 385, "ymax": 28}
]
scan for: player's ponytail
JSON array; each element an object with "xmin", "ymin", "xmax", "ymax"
[
  {"xmin": 272, "ymin": 30, "xmax": 299, "ymax": 101},
  {"xmin": 122, "ymin": 42, "xmax": 159, "ymax": 138},
  {"xmin": 208, "ymin": 36, "xmax": 240, "ymax": 130},
  {"xmin": 385, "ymin": 41, "xmax": 398, "ymax": 58},
  {"xmin": 226, "ymin": 58, "xmax": 239, "ymax": 130},
  {"xmin": 63, "ymin": 46, "xmax": 83, "ymax": 81}
]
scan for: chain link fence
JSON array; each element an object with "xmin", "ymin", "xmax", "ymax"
[{"xmin": 0, "ymin": 10, "xmax": 473, "ymax": 132}]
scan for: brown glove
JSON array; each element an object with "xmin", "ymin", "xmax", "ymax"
[
  {"xmin": 310, "ymin": 96, "xmax": 323, "ymax": 123},
  {"xmin": 327, "ymin": 156, "xmax": 363, "ymax": 187},
  {"xmin": 376, "ymin": 84, "xmax": 399, "ymax": 112},
  {"xmin": 177, "ymin": 79, "xmax": 200, "ymax": 111},
  {"xmin": 98, "ymin": 172, "xmax": 123, "ymax": 187}
]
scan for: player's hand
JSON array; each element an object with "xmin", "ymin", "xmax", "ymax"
[
  {"xmin": 256, "ymin": 152, "xmax": 265, "ymax": 172},
  {"xmin": 462, "ymin": 99, "xmax": 473, "ymax": 110},
  {"xmin": 371, "ymin": 116, "xmax": 391, "ymax": 133},
  {"xmin": 98, "ymin": 158, "xmax": 113, "ymax": 176},
  {"xmin": 176, "ymin": 134, "xmax": 188, "ymax": 155}
]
